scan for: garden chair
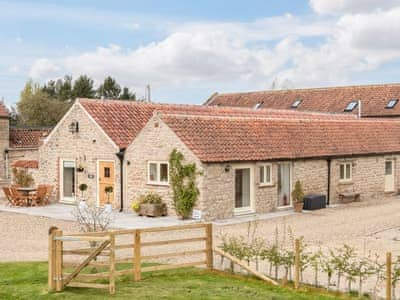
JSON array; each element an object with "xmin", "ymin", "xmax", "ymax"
[
  {"xmin": 44, "ymin": 185, "xmax": 53, "ymax": 205},
  {"xmin": 2, "ymin": 187, "xmax": 15, "ymax": 206},
  {"xmin": 9, "ymin": 187, "xmax": 26, "ymax": 206},
  {"xmin": 30, "ymin": 185, "xmax": 47, "ymax": 206}
]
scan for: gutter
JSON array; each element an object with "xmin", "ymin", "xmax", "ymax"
[
  {"xmin": 115, "ymin": 148, "xmax": 126, "ymax": 212},
  {"xmin": 327, "ymin": 159, "xmax": 331, "ymax": 205}
]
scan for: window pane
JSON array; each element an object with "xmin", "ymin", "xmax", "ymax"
[
  {"xmin": 266, "ymin": 165, "xmax": 271, "ymax": 183},
  {"xmin": 340, "ymin": 164, "xmax": 344, "ymax": 179},
  {"xmin": 386, "ymin": 161, "xmax": 393, "ymax": 175},
  {"xmin": 160, "ymin": 163, "xmax": 168, "ymax": 182},
  {"xmin": 346, "ymin": 164, "xmax": 351, "ymax": 179},
  {"xmin": 259, "ymin": 166, "xmax": 265, "ymax": 183},
  {"xmin": 149, "ymin": 163, "xmax": 157, "ymax": 182},
  {"xmin": 104, "ymin": 167, "xmax": 110, "ymax": 178}
]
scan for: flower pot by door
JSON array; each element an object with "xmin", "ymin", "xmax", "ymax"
[{"xmin": 294, "ymin": 202, "xmax": 303, "ymax": 213}]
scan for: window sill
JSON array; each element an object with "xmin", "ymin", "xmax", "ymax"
[
  {"xmin": 234, "ymin": 208, "xmax": 255, "ymax": 216},
  {"xmin": 146, "ymin": 182, "xmax": 169, "ymax": 187},
  {"xmin": 258, "ymin": 183, "xmax": 275, "ymax": 188},
  {"xmin": 339, "ymin": 180, "xmax": 353, "ymax": 185}
]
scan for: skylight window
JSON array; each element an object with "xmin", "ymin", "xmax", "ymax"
[
  {"xmin": 386, "ymin": 99, "xmax": 398, "ymax": 109},
  {"xmin": 291, "ymin": 99, "xmax": 302, "ymax": 108},
  {"xmin": 253, "ymin": 101, "xmax": 264, "ymax": 110},
  {"xmin": 344, "ymin": 101, "xmax": 358, "ymax": 112}
]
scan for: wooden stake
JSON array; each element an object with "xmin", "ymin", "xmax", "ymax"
[
  {"xmin": 48, "ymin": 227, "xmax": 58, "ymax": 292},
  {"xmin": 206, "ymin": 223, "xmax": 213, "ymax": 270},
  {"xmin": 387, "ymin": 252, "xmax": 392, "ymax": 300},
  {"xmin": 294, "ymin": 239, "xmax": 300, "ymax": 290},
  {"xmin": 54, "ymin": 230, "xmax": 63, "ymax": 292},
  {"xmin": 109, "ymin": 233, "xmax": 116, "ymax": 295},
  {"xmin": 134, "ymin": 229, "xmax": 141, "ymax": 281}
]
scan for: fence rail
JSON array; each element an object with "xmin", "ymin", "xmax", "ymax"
[{"xmin": 48, "ymin": 223, "xmax": 212, "ymax": 295}]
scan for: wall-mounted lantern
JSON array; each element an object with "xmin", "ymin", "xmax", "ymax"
[
  {"xmin": 224, "ymin": 164, "xmax": 231, "ymax": 172},
  {"xmin": 69, "ymin": 121, "xmax": 79, "ymax": 133}
]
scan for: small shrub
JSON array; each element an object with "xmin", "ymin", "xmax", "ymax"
[
  {"xmin": 291, "ymin": 180, "xmax": 304, "ymax": 203},
  {"xmin": 79, "ymin": 183, "xmax": 88, "ymax": 198}
]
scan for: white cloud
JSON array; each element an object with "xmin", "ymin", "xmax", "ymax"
[
  {"xmin": 29, "ymin": 58, "xmax": 60, "ymax": 79},
  {"xmin": 27, "ymin": 4, "xmax": 400, "ymax": 96},
  {"xmin": 309, "ymin": 0, "xmax": 400, "ymax": 15}
]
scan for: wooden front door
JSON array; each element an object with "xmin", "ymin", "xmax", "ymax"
[{"xmin": 98, "ymin": 161, "xmax": 115, "ymax": 206}]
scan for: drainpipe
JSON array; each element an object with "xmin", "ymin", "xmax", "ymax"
[
  {"xmin": 4, "ymin": 149, "xmax": 9, "ymax": 179},
  {"xmin": 327, "ymin": 159, "xmax": 331, "ymax": 205},
  {"xmin": 116, "ymin": 148, "xmax": 126, "ymax": 212}
]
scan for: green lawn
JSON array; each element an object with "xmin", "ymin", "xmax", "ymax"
[{"xmin": 0, "ymin": 262, "xmax": 362, "ymax": 299}]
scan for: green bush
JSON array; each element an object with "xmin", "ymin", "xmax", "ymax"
[
  {"xmin": 291, "ymin": 180, "xmax": 304, "ymax": 203},
  {"xmin": 138, "ymin": 192, "xmax": 163, "ymax": 204},
  {"xmin": 169, "ymin": 149, "xmax": 201, "ymax": 219}
]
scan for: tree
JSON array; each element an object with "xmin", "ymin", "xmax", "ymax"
[
  {"xmin": 73, "ymin": 75, "xmax": 95, "ymax": 98},
  {"xmin": 17, "ymin": 81, "xmax": 71, "ymax": 126},
  {"xmin": 97, "ymin": 76, "xmax": 121, "ymax": 99},
  {"xmin": 41, "ymin": 75, "xmax": 73, "ymax": 101},
  {"xmin": 119, "ymin": 86, "xmax": 136, "ymax": 100}
]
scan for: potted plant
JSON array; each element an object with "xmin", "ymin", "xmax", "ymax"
[
  {"xmin": 291, "ymin": 180, "xmax": 305, "ymax": 213},
  {"xmin": 136, "ymin": 193, "xmax": 167, "ymax": 217},
  {"xmin": 104, "ymin": 186, "xmax": 113, "ymax": 213},
  {"xmin": 78, "ymin": 183, "xmax": 88, "ymax": 209}
]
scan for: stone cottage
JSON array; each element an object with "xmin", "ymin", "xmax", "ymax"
[
  {"xmin": 127, "ymin": 110, "xmax": 400, "ymax": 220},
  {"xmin": 37, "ymin": 98, "xmax": 400, "ymax": 220}
]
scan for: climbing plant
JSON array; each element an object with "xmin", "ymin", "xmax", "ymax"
[{"xmin": 169, "ymin": 149, "xmax": 202, "ymax": 219}]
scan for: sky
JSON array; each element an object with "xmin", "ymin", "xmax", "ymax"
[{"xmin": 2, "ymin": 0, "xmax": 400, "ymax": 107}]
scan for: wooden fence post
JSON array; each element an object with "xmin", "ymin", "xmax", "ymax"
[
  {"xmin": 294, "ymin": 239, "xmax": 300, "ymax": 290},
  {"xmin": 387, "ymin": 252, "xmax": 392, "ymax": 300},
  {"xmin": 206, "ymin": 223, "xmax": 213, "ymax": 270},
  {"xmin": 134, "ymin": 229, "xmax": 142, "ymax": 282},
  {"xmin": 109, "ymin": 233, "xmax": 116, "ymax": 295},
  {"xmin": 54, "ymin": 229, "xmax": 63, "ymax": 292},
  {"xmin": 48, "ymin": 227, "xmax": 58, "ymax": 292}
]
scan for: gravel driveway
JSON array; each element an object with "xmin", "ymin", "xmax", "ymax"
[{"xmin": 1, "ymin": 196, "xmax": 400, "ymax": 262}]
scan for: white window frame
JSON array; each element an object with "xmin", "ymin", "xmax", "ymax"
[
  {"xmin": 147, "ymin": 161, "xmax": 169, "ymax": 186},
  {"xmin": 233, "ymin": 164, "xmax": 255, "ymax": 215},
  {"xmin": 339, "ymin": 162, "xmax": 352, "ymax": 182},
  {"xmin": 259, "ymin": 163, "xmax": 273, "ymax": 186}
]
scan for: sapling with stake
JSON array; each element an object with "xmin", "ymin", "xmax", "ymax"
[
  {"xmin": 321, "ymin": 251, "xmax": 335, "ymax": 291},
  {"xmin": 309, "ymin": 248, "xmax": 323, "ymax": 287}
]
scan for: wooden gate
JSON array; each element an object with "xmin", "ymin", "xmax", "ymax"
[{"xmin": 48, "ymin": 223, "xmax": 212, "ymax": 295}]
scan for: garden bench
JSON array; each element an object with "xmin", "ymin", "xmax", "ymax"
[{"xmin": 339, "ymin": 192, "xmax": 360, "ymax": 204}]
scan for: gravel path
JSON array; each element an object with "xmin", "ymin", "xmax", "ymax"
[{"xmin": 1, "ymin": 196, "xmax": 400, "ymax": 262}]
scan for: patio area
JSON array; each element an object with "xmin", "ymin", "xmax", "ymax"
[{"xmin": 0, "ymin": 203, "xmax": 197, "ymax": 229}]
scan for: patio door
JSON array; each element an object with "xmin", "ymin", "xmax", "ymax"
[
  {"xmin": 234, "ymin": 165, "xmax": 254, "ymax": 214},
  {"xmin": 98, "ymin": 161, "xmax": 115, "ymax": 207},
  {"xmin": 277, "ymin": 163, "xmax": 291, "ymax": 207},
  {"xmin": 385, "ymin": 160, "xmax": 395, "ymax": 192},
  {"xmin": 60, "ymin": 160, "xmax": 76, "ymax": 203}
]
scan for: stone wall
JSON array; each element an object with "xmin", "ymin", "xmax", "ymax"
[
  {"xmin": 124, "ymin": 115, "xmax": 204, "ymax": 216},
  {"xmin": 0, "ymin": 118, "xmax": 9, "ymax": 179},
  {"xmin": 38, "ymin": 103, "xmax": 120, "ymax": 206}
]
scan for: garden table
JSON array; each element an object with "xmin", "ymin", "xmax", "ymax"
[{"xmin": 17, "ymin": 187, "xmax": 37, "ymax": 206}]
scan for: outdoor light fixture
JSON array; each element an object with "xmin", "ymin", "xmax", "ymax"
[
  {"xmin": 224, "ymin": 164, "xmax": 231, "ymax": 172},
  {"xmin": 69, "ymin": 121, "xmax": 79, "ymax": 133}
]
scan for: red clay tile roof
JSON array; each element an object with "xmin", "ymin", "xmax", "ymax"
[
  {"xmin": 160, "ymin": 114, "xmax": 400, "ymax": 162},
  {"xmin": 0, "ymin": 102, "xmax": 8, "ymax": 118},
  {"xmin": 11, "ymin": 160, "xmax": 39, "ymax": 169},
  {"xmin": 205, "ymin": 83, "xmax": 400, "ymax": 117},
  {"xmin": 9, "ymin": 128, "xmax": 52, "ymax": 148},
  {"xmin": 78, "ymin": 98, "xmax": 356, "ymax": 149}
]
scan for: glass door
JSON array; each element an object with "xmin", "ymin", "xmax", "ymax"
[
  {"xmin": 234, "ymin": 167, "xmax": 253, "ymax": 213},
  {"xmin": 61, "ymin": 160, "xmax": 75, "ymax": 203},
  {"xmin": 277, "ymin": 163, "xmax": 291, "ymax": 207},
  {"xmin": 385, "ymin": 160, "xmax": 395, "ymax": 192}
]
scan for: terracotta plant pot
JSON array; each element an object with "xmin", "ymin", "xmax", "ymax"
[{"xmin": 293, "ymin": 202, "xmax": 304, "ymax": 213}]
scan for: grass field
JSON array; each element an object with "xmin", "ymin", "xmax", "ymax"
[{"xmin": 0, "ymin": 262, "xmax": 365, "ymax": 299}]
